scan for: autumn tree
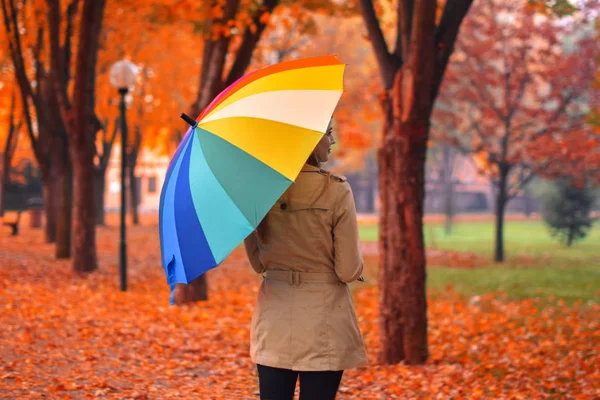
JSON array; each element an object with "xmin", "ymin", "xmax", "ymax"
[
  {"xmin": 0, "ymin": 89, "xmax": 21, "ymax": 216},
  {"xmin": 527, "ymin": 0, "xmax": 577, "ymax": 17},
  {"xmin": 252, "ymin": 6, "xmax": 316, "ymax": 66},
  {"xmin": 94, "ymin": 47, "xmax": 121, "ymax": 226},
  {"xmin": 2, "ymin": 0, "xmax": 49, "ymax": 237},
  {"xmin": 93, "ymin": 115, "xmax": 118, "ymax": 226},
  {"xmin": 358, "ymin": 0, "xmax": 474, "ymax": 364},
  {"xmin": 436, "ymin": 0, "xmax": 595, "ymax": 262},
  {"xmin": 533, "ymin": 15, "xmax": 600, "ymax": 186},
  {"xmin": 92, "ymin": 0, "xmax": 207, "ymax": 226},
  {"xmin": 127, "ymin": 66, "xmax": 150, "ymax": 225},
  {"xmin": 1, "ymin": 0, "xmax": 71, "ymax": 253},
  {"xmin": 47, "ymin": 0, "xmax": 108, "ymax": 271}
]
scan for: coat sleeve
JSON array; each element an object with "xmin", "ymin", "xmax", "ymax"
[
  {"xmin": 332, "ymin": 182, "xmax": 364, "ymax": 283},
  {"xmin": 244, "ymin": 232, "xmax": 265, "ymax": 274}
]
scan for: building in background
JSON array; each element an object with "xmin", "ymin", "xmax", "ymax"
[{"xmin": 104, "ymin": 144, "xmax": 169, "ymax": 213}]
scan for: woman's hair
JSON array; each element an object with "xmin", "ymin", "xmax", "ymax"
[{"xmin": 306, "ymin": 152, "xmax": 321, "ymax": 168}]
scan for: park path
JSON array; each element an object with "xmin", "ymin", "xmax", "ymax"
[{"xmin": 0, "ymin": 223, "xmax": 598, "ymax": 399}]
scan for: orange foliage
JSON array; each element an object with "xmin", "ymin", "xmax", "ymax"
[
  {"xmin": 434, "ymin": 0, "xmax": 596, "ymax": 188},
  {"xmin": 94, "ymin": 0, "xmax": 360, "ymax": 158},
  {"xmin": 0, "ymin": 223, "xmax": 598, "ymax": 398},
  {"xmin": 95, "ymin": 0, "xmax": 203, "ymax": 156},
  {"xmin": 303, "ymin": 16, "xmax": 380, "ymax": 171},
  {"xmin": 0, "ymin": 64, "xmax": 31, "ymax": 171}
]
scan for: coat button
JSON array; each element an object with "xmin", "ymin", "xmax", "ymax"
[{"xmin": 280, "ymin": 203, "xmax": 287, "ymax": 210}]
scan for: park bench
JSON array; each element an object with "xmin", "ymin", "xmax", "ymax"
[
  {"xmin": 1, "ymin": 209, "xmax": 23, "ymax": 236},
  {"xmin": 1, "ymin": 197, "xmax": 44, "ymax": 236}
]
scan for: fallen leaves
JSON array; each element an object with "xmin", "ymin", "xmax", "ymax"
[
  {"xmin": 0, "ymin": 224, "xmax": 598, "ymax": 399},
  {"xmin": 361, "ymin": 242, "xmax": 489, "ymax": 268}
]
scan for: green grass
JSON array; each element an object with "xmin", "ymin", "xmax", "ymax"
[
  {"xmin": 359, "ymin": 219, "xmax": 600, "ymax": 303},
  {"xmin": 427, "ymin": 265, "xmax": 600, "ymax": 304},
  {"xmin": 359, "ymin": 220, "xmax": 600, "ymax": 261}
]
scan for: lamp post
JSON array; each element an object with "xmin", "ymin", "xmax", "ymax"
[{"xmin": 109, "ymin": 60, "xmax": 139, "ymax": 292}]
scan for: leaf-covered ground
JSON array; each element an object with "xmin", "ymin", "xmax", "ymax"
[{"xmin": 1, "ymin": 223, "xmax": 598, "ymax": 399}]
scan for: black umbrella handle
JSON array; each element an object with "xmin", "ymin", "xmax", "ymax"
[{"xmin": 180, "ymin": 113, "xmax": 197, "ymax": 127}]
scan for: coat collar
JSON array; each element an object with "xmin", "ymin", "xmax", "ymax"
[
  {"xmin": 301, "ymin": 164, "xmax": 329, "ymax": 175},
  {"xmin": 301, "ymin": 163, "xmax": 321, "ymax": 173}
]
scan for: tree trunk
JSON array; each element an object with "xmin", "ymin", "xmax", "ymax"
[
  {"xmin": 128, "ymin": 165, "xmax": 139, "ymax": 225},
  {"xmin": 444, "ymin": 184, "xmax": 454, "ymax": 235},
  {"xmin": 0, "ymin": 178, "xmax": 5, "ymax": 217},
  {"xmin": 43, "ymin": 80, "xmax": 72, "ymax": 257},
  {"xmin": 378, "ymin": 99, "xmax": 429, "ymax": 365},
  {"xmin": 442, "ymin": 144, "xmax": 454, "ymax": 235},
  {"xmin": 41, "ymin": 168, "xmax": 57, "ymax": 243},
  {"xmin": 54, "ymin": 153, "xmax": 72, "ymax": 259},
  {"xmin": 523, "ymin": 186, "xmax": 533, "ymax": 218},
  {"xmin": 358, "ymin": 0, "xmax": 473, "ymax": 366},
  {"xmin": 1, "ymin": 92, "xmax": 20, "ymax": 217},
  {"xmin": 127, "ymin": 128, "xmax": 141, "ymax": 226},
  {"xmin": 67, "ymin": 0, "xmax": 106, "ymax": 273},
  {"xmin": 94, "ymin": 117, "xmax": 118, "ymax": 226},
  {"xmin": 567, "ymin": 227, "xmax": 574, "ymax": 247},
  {"xmin": 95, "ymin": 169, "xmax": 106, "ymax": 225},
  {"xmin": 71, "ymin": 149, "xmax": 97, "ymax": 272},
  {"xmin": 173, "ymin": 278, "xmax": 208, "ymax": 305},
  {"xmin": 49, "ymin": 118, "xmax": 73, "ymax": 258},
  {"xmin": 494, "ymin": 165, "xmax": 510, "ymax": 262},
  {"xmin": 0, "ymin": 151, "xmax": 9, "ymax": 217}
]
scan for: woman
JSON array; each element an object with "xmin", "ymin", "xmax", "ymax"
[{"xmin": 244, "ymin": 121, "xmax": 368, "ymax": 400}]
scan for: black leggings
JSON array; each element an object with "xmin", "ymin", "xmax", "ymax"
[{"xmin": 257, "ymin": 364, "xmax": 343, "ymax": 400}]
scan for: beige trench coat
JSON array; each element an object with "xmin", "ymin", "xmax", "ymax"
[{"xmin": 245, "ymin": 164, "xmax": 368, "ymax": 371}]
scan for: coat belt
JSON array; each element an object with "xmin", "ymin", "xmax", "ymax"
[{"xmin": 264, "ymin": 270, "xmax": 341, "ymax": 286}]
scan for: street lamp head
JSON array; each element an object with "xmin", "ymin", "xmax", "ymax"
[{"xmin": 109, "ymin": 60, "xmax": 139, "ymax": 92}]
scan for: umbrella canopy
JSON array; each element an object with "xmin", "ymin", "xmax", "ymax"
[{"xmin": 159, "ymin": 55, "xmax": 346, "ymax": 301}]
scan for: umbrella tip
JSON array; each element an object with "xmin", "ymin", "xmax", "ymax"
[{"xmin": 180, "ymin": 113, "xmax": 197, "ymax": 127}]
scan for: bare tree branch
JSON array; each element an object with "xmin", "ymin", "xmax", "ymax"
[
  {"xmin": 193, "ymin": 0, "xmax": 241, "ymax": 113},
  {"xmin": 2, "ymin": 0, "xmax": 34, "ymax": 100},
  {"xmin": 507, "ymin": 166, "xmax": 537, "ymax": 199},
  {"xmin": 433, "ymin": 0, "xmax": 474, "ymax": 100},
  {"xmin": 46, "ymin": 0, "xmax": 73, "ymax": 112},
  {"xmin": 465, "ymin": 73, "xmax": 506, "ymax": 122},
  {"xmin": 358, "ymin": 0, "xmax": 398, "ymax": 89},
  {"xmin": 506, "ymin": 48, "xmax": 530, "ymax": 120},
  {"xmin": 398, "ymin": 0, "xmax": 413, "ymax": 61},
  {"xmin": 33, "ymin": 27, "xmax": 44, "ymax": 100},
  {"xmin": 1, "ymin": 0, "xmax": 41, "ymax": 159},
  {"xmin": 63, "ymin": 0, "xmax": 81, "ymax": 88},
  {"xmin": 225, "ymin": 0, "xmax": 280, "ymax": 87},
  {"xmin": 534, "ymin": 92, "xmax": 582, "ymax": 136}
]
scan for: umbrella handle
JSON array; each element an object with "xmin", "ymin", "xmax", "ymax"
[{"xmin": 180, "ymin": 113, "xmax": 198, "ymax": 128}]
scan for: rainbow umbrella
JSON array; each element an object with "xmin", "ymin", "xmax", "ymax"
[{"xmin": 159, "ymin": 55, "xmax": 345, "ymax": 302}]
